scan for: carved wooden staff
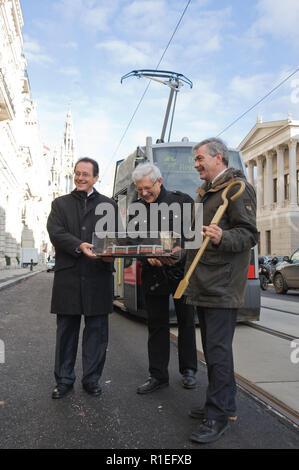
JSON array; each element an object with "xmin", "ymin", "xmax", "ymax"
[{"xmin": 173, "ymin": 180, "xmax": 246, "ymax": 299}]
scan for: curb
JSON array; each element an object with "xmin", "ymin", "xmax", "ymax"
[{"xmin": 0, "ymin": 269, "xmax": 46, "ymax": 291}]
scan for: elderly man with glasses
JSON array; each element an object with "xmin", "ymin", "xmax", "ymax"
[{"xmin": 131, "ymin": 162, "xmax": 198, "ymax": 394}]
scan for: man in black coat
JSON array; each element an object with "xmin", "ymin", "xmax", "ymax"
[
  {"xmin": 47, "ymin": 157, "xmax": 117, "ymax": 399},
  {"xmin": 131, "ymin": 162, "xmax": 198, "ymax": 394}
]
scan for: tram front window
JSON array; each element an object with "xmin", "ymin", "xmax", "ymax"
[
  {"xmin": 152, "ymin": 146, "xmax": 200, "ymax": 197},
  {"xmin": 152, "ymin": 146, "xmax": 245, "ymax": 198}
]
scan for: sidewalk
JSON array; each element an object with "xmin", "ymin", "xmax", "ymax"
[{"xmin": 0, "ymin": 266, "xmax": 46, "ymax": 291}]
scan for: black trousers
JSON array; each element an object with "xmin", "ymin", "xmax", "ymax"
[
  {"xmin": 144, "ymin": 284, "xmax": 197, "ymax": 382},
  {"xmin": 54, "ymin": 314, "xmax": 108, "ymax": 386},
  {"xmin": 196, "ymin": 307, "xmax": 237, "ymax": 422}
]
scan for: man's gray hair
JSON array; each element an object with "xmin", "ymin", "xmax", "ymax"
[
  {"xmin": 132, "ymin": 162, "xmax": 162, "ymax": 183},
  {"xmin": 193, "ymin": 137, "xmax": 229, "ymax": 166}
]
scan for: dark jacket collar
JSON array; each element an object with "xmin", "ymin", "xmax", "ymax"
[
  {"xmin": 71, "ymin": 188, "xmax": 99, "ymax": 200},
  {"xmin": 196, "ymin": 167, "xmax": 245, "ymax": 198},
  {"xmin": 156, "ymin": 184, "xmax": 167, "ymax": 203}
]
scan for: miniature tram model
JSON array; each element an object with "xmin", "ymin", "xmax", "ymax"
[
  {"xmin": 94, "ymin": 243, "xmax": 166, "ymax": 257},
  {"xmin": 92, "ymin": 230, "xmax": 182, "ymax": 258},
  {"xmin": 111, "ymin": 136, "xmax": 260, "ymax": 323}
]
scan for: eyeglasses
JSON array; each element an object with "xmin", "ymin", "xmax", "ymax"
[
  {"xmin": 74, "ymin": 171, "xmax": 93, "ymax": 178},
  {"xmin": 136, "ymin": 179, "xmax": 157, "ymax": 194}
]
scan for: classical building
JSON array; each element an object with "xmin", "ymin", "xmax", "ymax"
[
  {"xmin": 238, "ymin": 116, "xmax": 299, "ymax": 256},
  {"xmin": 0, "ymin": 0, "xmax": 50, "ymax": 268}
]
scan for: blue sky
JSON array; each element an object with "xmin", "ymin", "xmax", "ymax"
[{"xmin": 21, "ymin": 0, "xmax": 299, "ymax": 195}]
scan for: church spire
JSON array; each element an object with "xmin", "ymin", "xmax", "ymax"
[
  {"xmin": 60, "ymin": 106, "xmax": 76, "ymax": 193},
  {"xmin": 48, "ymin": 107, "xmax": 77, "ymax": 198},
  {"xmin": 63, "ymin": 106, "xmax": 75, "ymax": 157}
]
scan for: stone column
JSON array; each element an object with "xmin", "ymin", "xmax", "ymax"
[
  {"xmin": 288, "ymin": 139, "xmax": 298, "ymax": 207},
  {"xmin": 256, "ymin": 155, "xmax": 264, "ymax": 211},
  {"xmin": 276, "ymin": 145, "xmax": 285, "ymax": 208},
  {"xmin": 265, "ymin": 151, "xmax": 274, "ymax": 208},
  {"xmin": 247, "ymin": 160, "xmax": 255, "ymax": 186}
]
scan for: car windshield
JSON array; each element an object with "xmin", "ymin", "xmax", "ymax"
[{"xmin": 291, "ymin": 250, "xmax": 299, "ymax": 262}]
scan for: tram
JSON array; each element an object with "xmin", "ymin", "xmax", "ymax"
[{"xmin": 112, "ymin": 136, "xmax": 260, "ymax": 322}]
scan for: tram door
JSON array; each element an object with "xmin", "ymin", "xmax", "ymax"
[
  {"xmin": 114, "ymin": 258, "xmax": 124, "ymax": 298},
  {"xmin": 113, "ymin": 187, "xmax": 141, "ymax": 315}
]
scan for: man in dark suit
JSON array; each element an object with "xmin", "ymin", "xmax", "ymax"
[
  {"xmin": 131, "ymin": 162, "xmax": 198, "ymax": 394},
  {"xmin": 47, "ymin": 157, "xmax": 117, "ymax": 399}
]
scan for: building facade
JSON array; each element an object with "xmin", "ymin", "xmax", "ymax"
[
  {"xmin": 238, "ymin": 116, "xmax": 299, "ymax": 256},
  {"xmin": 0, "ymin": 0, "xmax": 50, "ymax": 268}
]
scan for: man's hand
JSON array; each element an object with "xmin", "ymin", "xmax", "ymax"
[
  {"xmin": 202, "ymin": 225, "xmax": 223, "ymax": 245},
  {"xmin": 79, "ymin": 243, "xmax": 114, "ymax": 262},
  {"xmin": 78, "ymin": 242, "xmax": 98, "ymax": 258},
  {"xmin": 147, "ymin": 258, "xmax": 163, "ymax": 267},
  {"xmin": 160, "ymin": 245, "xmax": 182, "ymax": 265}
]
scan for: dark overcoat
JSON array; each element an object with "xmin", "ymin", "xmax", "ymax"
[
  {"xmin": 135, "ymin": 185, "xmax": 194, "ymax": 295},
  {"xmin": 47, "ymin": 189, "xmax": 118, "ymax": 316},
  {"xmin": 184, "ymin": 168, "xmax": 258, "ymax": 309}
]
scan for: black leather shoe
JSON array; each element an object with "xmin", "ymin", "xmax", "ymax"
[
  {"xmin": 182, "ymin": 369, "xmax": 197, "ymax": 389},
  {"xmin": 82, "ymin": 383, "xmax": 102, "ymax": 396},
  {"xmin": 52, "ymin": 383, "xmax": 73, "ymax": 399},
  {"xmin": 189, "ymin": 406, "xmax": 237, "ymax": 421},
  {"xmin": 189, "ymin": 419, "xmax": 229, "ymax": 444},
  {"xmin": 137, "ymin": 377, "xmax": 169, "ymax": 394},
  {"xmin": 189, "ymin": 406, "xmax": 206, "ymax": 420}
]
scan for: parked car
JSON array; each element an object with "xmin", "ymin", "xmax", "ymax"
[
  {"xmin": 267, "ymin": 256, "xmax": 285, "ymax": 282},
  {"xmin": 46, "ymin": 258, "xmax": 55, "ymax": 272},
  {"xmin": 272, "ymin": 248, "xmax": 299, "ymax": 294}
]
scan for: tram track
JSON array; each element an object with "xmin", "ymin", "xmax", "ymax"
[
  {"xmin": 243, "ymin": 321, "xmax": 297, "ymax": 342},
  {"xmin": 261, "ymin": 304, "xmax": 299, "ymax": 316}
]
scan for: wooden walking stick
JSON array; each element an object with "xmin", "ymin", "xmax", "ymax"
[{"xmin": 173, "ymin": 180, "xmax": 246, "ymax": 299}]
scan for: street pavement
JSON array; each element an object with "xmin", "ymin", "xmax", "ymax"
[{"xmin": 0, "ymin": 271, "xmax": 298, "ymax": 451}]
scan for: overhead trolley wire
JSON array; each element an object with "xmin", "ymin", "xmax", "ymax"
[
  {"xmin": 217, "ymin": 66, "xmax": 299, "ymax": 137},
  {"xmin": 102, "ymin": 0, "xmax": 192, "ymax": 180}
]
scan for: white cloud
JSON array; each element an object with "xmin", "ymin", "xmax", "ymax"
[
  {"xmin": 58, "ymin": 66, "xmax": 81, "ymax": 77},
  {"xmin": 63, "ymin": 41, "xmax": 78, "ymax": 49},
  {"xmin": 229, "ymin": 73, "xmax": 272, "ymax": 101},
  {"xmin": 95, "ymin": 40, "xmax": 152, "ymax": 66},
  {"xmin": 23, "ymin": 35, "xmax": 54, "ymax": 66},
  {"xmin": 251, "ymin": 0, "xmax": 299, "ymax": 44},
  {"xmin": 53, "ymin": 0, "xmax": 119, "ymax": 32}
]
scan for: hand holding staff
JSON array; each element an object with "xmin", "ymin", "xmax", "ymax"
[{"xmin": 173, "ymin": 181, "xmax": 245, "ymax": 299}]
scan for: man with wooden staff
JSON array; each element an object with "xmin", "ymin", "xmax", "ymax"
[{"xmin": 183, "ymin": 138, "xmax": 257, "ymax": 444}]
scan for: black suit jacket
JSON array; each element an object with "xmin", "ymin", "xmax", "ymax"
[{"xmin": 47, "ymin": 189, "xmax": 118, "ymax": 316}]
